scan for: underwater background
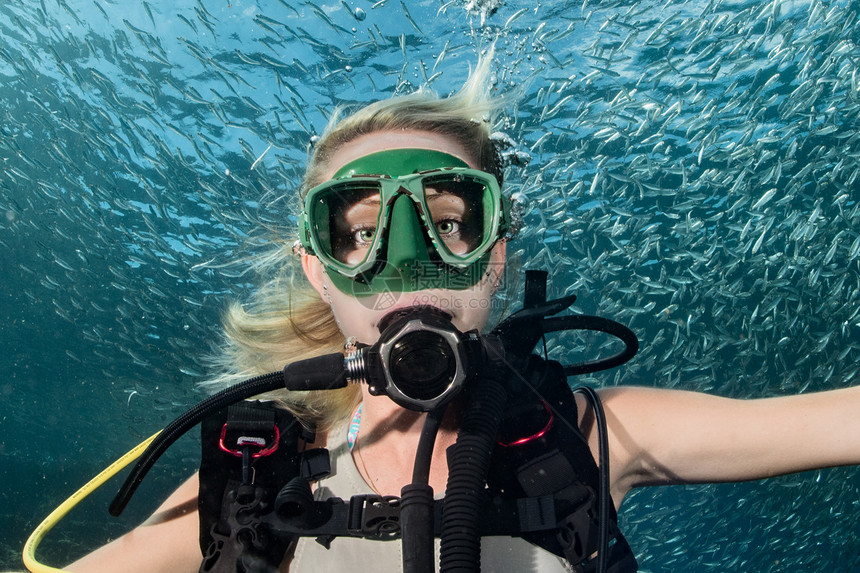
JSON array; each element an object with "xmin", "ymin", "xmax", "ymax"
[{"xmin": 1, "ymin": 0, "xmax": 859, "ymax": 570}]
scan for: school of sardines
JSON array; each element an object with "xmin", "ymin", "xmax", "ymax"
[{"xmin": 0, "ymin": 0, "xmax": 858, "ymax": 570}]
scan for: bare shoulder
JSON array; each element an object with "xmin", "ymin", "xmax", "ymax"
[{"xmin": 572, "ymin": 386, "xmax": 662, "ymax": 506}]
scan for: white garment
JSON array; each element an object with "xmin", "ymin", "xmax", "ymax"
[{"xmin": 290, "ymin": 421, "xmax": 572, "ymax": 572}]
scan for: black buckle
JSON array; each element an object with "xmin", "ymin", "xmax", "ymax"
[
  {"xmin": 347, "ymin": 494, "xmax": 401, "ymax": 540},
  {"xmin": 300, "ymin": 447, "xmax": 331, "ymax": 481},
  {"xmin": 556, "ymin": 501, "xmax": 598, "ymax": 565}
]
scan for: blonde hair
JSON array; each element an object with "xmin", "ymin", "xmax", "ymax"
[
  {"xmin": 203, "ymin": 51, "xmax": 502, "ymax": 432},
  {"xmin": 305, "ymin": 49, "xmax": 502, "ymax": 192}
]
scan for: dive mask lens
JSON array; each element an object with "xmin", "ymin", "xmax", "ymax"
[
  {"xmin": 420, "ymin": 171, "xmax": 499, "ymax": 264},
  {"xmin": 305, "ymin": 179, "xmax": 385, "ymax": 276}
]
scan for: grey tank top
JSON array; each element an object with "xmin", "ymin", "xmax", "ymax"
[{"xmin": 290, "ymin": 421, "xmax": 572, "ymax": 572}]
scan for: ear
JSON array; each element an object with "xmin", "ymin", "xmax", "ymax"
[
  {"xmin": 301, "ymin": 254, "xmax": 327, "ymax": 301},
  {"xmin": 491, "ymin": 239, "xmax": 507, "ymax": 263}
]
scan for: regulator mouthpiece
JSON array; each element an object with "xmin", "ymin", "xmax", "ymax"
[{"xmin": 345, "ymin": 306, "xmax": 469, "ymax": 411}]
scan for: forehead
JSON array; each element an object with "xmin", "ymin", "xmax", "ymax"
[{"xmin": 321, "ymin": 130, "xmax": 478, "ymax": 180}]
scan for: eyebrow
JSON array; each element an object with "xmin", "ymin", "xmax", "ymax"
[
  {"xmin": 426, "ymin": 190, "xmax": 463, "ymax": 200},
  {"xmin": 332, "ymin": 191, "xmax": 380, "ymax": 207},
  {"xmin": 339, "ymin": 196, "xmax": 380, "ymax": 209}
]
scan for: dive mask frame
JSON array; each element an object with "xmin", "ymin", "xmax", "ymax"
[{"xmin": 298, "ymin": 149, "xmax": 510, "ymax": 293}]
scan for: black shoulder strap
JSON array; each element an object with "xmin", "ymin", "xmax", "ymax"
[
  {"xmin": 198, "ymin": 400, "xmax": 329, "ymax": 572},
  {"xmin": 487, "ymin": 356, "xmax": 638, "ymax": 572}
]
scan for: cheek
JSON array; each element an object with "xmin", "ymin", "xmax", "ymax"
[
  {"xmin": 450, "ymin": 271, "xmax": 500, "ymax": 331},
  {"xmin": 324, "ymin": 284, "xmax": 382, "ymax": 344},
  {"xmin": 464, "ymin": 245, "xmax": 507, "ymax": 326},
  {"xmin": 463, "ymin": 283, "xmax": 495, "ymax": 327},
  {"xmin": 456, "ymin": 305, "xmax": 490, "ymax": 333}
]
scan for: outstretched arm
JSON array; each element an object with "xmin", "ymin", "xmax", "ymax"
[
  {"xmin": 66, "ymin": 473, "xmax": 202, "ymax": 573},
  {"xmin": 584, "ymin": 385, "xmax": 860, "ymax": 505}
]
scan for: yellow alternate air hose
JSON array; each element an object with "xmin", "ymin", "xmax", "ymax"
[{"xmin": 22, "ymin": 431, "xmax": 161, "ymax": 573}]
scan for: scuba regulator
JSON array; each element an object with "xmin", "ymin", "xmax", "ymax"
[{"xmin": 345, "ymin": 305, "xmax": 476, "ymax": 411}]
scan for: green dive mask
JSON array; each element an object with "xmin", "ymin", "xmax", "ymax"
[{"xmin": 299, "ymin": 149, "xmax": 510, "ymax": 296}]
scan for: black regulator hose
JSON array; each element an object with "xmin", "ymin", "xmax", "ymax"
[
  {"xmin": 110, "ymin": 353, "xmax": 347, "ymax": 517},
  {"xmin": 539, "ymin": 315, "xmax": 639, "ymax": 376},
  {"xmin": 401, "ymin": 407, "xmax": 446, "ymax": 573},
  {"xmin": 439, "ymin": 377, "xmax": 508, "ymax": 573},
  {"xmin": 574, "ymin": 386, "xmax": 610, "ymax": 573}
]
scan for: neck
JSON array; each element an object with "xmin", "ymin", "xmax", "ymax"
[
  {"xmin": 360, "ymin": 388, "xmax": 463, "ymax": 438},
  {"xmin": 352, "ymin": 387, "xmax": 463, "ymax": 495}
]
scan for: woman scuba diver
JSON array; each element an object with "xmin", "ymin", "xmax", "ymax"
[{"xmin": 55, "ymin": 52, "xmax": 860, "ymax": 573}]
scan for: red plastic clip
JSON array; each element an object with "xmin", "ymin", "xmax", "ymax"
[{"xmin": 218, "ymin": 424, "xmax": 280, "ymax": 458}]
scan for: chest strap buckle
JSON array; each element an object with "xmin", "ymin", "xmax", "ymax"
[{"xmin": 347, "ymin": 494, "xmax": 402, "ymax": 540}]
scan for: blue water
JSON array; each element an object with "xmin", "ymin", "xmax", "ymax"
[{"xmin": 2, "ymin": 0, "xmax": 859, "ymax": 570}]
